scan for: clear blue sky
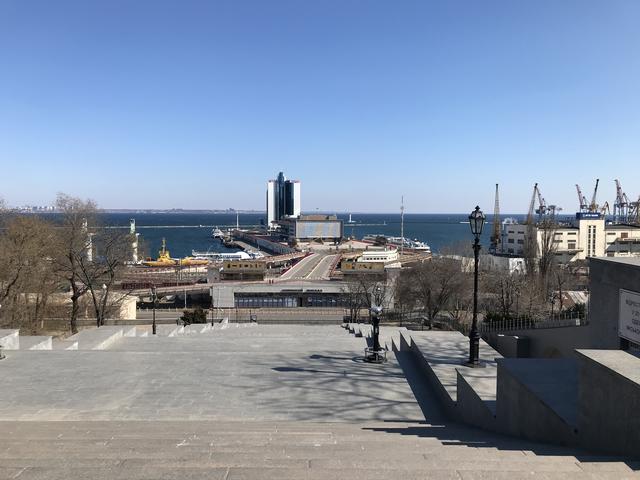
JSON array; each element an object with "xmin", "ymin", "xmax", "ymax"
[{"xmin": 1, "ymin": 1, "xmax": 639, "ymax": 213}]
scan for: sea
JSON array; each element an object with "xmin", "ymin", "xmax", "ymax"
[{"xmin": 93, "ymin": 212, "xmax": 527, "ymax": 259}]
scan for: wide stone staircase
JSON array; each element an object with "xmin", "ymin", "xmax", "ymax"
[
  {"xmin": 1, "ymin": 323, "xmax": 638, "ymax": 478},
  {"xmin": 4, "ymin": 418, "xmax": 633, "ymax": 480}
]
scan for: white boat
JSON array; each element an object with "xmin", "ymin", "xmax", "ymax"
[
  {"xmin": 363, "ymin": 234, "xmax": 431, "ymax": 253},
  {"xmin": 191, "ymin": 249, "xmax": 264, "ymax": 261},
  {"xmin": 211, "ymin": 227, "xmax": 225, "ymax": 239}
]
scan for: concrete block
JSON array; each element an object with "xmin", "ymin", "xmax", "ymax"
[
  {"xmin": 68, "ymin": 327, "xmax": 124, "ymax": 350},
  {"xmin": 122, "ymin": 326, "xmax": 137, "ymax": 337},
  {"xmin": 52, "ymin": 340, "xmax": 79, "ymax": 350},
  {"xmin": 18, "ymin": 336, "xmax": 53, "ymax": 350},
  {"xmin": 496, "ymin": 334, "xmax": 530, "ymax": 358},
  {"xmin": 0, "ymin": 329, "xmax": 20, "ymax": 350},
  {"xmin": 155, "ymin": 325, "xmax": 180, "ymax": 336},
  {"xmin": 576, "ymin": 349, "xmax": 640, "ymax": 457},
  {"xmin": 456, "ymin": 368, "xmax": 497, "ymax": 430},
  {"xmin": 496, "ymin": 358, "xmax": 577, "ymax": 446}
]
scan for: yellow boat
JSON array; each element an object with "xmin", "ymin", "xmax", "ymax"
[
  {"xmin": 142, "ymin": 238, "xmax": 178, "ymax": 267},
  {"xmin": 179, "ymin": 257, "xmax": 209, "ymax": 267}
]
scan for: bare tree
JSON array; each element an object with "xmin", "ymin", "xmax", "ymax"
[
  {"xmin": 393, "ymin": 271, "xmax": 417, "ymax": 325},
  {"xmin": 52, "ymin": 194, "xmax": 97, "ymax": 334},
  {"xmin": 76, "ymin": 228, "xmax": 132, "ymax": 327},
  {"xmin": 0, "ymin": 216, "xmax": 58, "ymax": 332},
  {"xmin": 341, "ymin": 273, "xmax": 386, "ymax": 322},
  {"xmin": 406, "ymin": 257, "xmax": 466, "ymax": 328},
  {"xmin": 537, "ymin": 219, "xmax": 559, "ymax": 285}
]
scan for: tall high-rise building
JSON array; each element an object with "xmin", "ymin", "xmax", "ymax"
[{"xmin": 266, "ymin": 171, "xmax": 301, "ymax": 227}]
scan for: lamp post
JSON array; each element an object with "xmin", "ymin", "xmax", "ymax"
[
  {"xmin": 467, "ymin": 206, "xmax": 485, "ymax": 367},
  {"xmin": 151, "ymin": 285, "xmax": 157, "ymax": 335}
]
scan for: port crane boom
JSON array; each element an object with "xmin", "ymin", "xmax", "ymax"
[
  {"xmin": 589, "ymin": 179, "xmax": 600, "ymax": 213},
  {"xmin": 526, "ymin": 183, "xmax": 538, "ymax": 225},
  {"xmin": 576, "ymin": 184, "xmax": 588, "ymax": 212}
]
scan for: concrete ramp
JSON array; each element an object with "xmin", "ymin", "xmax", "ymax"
[
  {"xmin": 53, "ymin": 339, "xmax": 79, "ymax": 350},
  {"xmin": 456, "ymin": 367, "xmax": 498, "ymax": 430},
  {"xmin": 68, "ymin": 327, "xmax": 126, "ymax": 350},
  {"xmin": 155, "ymin": 325, "xmax": 182, "ymax": 336},
  {"xmin": 18, "ymin": 336, "xmax": 53, "ymax": 350},
  {"xmin": 0, "ymin": 329, "xmax": 20, "ymax": 350},
  {"xmin": 399, "ymin": 330, "xmax": 501, "ymax": 425},
  {"xmin": 496, "ymin": 358, "xmax": 577, "ymax": 446},
  {"xmin": 379, "ymin": 326, "xmax": 406, "ymax": 351}
]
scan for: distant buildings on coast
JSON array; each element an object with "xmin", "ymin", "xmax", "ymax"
[{"xmin": 265, "ymin": 171, "xmax": 343, "ymax": 243}]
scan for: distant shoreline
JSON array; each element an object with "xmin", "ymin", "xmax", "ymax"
[{"xmin": 7, "ymin": 209, "xmax": 527, "ymax": 216}]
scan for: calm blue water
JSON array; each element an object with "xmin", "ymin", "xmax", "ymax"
[{"xmin": 93, "ymin": 212, "xmax": 528, "ymax": 258}]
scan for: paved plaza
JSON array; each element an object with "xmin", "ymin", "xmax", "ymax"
[{"xmin": 0, "ymin": 325, "xmax": 638, "ymax": 479}]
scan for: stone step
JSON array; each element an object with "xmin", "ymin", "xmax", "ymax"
[{"xmin": 0, "ymin": 422, "xmax": 632, "ymax": 479}]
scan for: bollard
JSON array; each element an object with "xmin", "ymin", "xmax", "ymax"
[{"xmin": 0, "ymin": 344, "xmax": 5, "ymax": 360}]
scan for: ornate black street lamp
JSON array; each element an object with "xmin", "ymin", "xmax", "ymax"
[
  {"xmin": 467, "ymin": 206, "xmax": 485, "ymax": 367},
  {"xmin": 151, "ymin": 285, "xmax": 157, "ymax": 335}
]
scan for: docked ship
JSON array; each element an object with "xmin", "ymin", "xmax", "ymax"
[
  {"xmin": 211, "ymin": 227, "xmax": 225, "ymax": 239},
  {"xmin": 142, "ymin": 239, "xmax": 209, "ymax": 267},
  {"xmin": 191, "ymin": 249, "xmax": 264, "ymax": 261},
  {"xmin": 362, "ymin": 234, "xmax": 431, "ymax": 253},
  {"xmin": 142, "ymin": 238, "xmax": 177, "ymax": 267}
]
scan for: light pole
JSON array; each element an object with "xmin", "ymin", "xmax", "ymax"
[
  {"xmin": 151, "ymin": 285, "xmax": 157, "ymax": 335},
  {"xmin": 467, "ymin": 206, "xmax": 485, "ymax": 367}
]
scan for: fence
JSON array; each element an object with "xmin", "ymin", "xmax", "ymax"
[
  {"xmin": 397, "ymin": 309, "xmax": 587, "ymax": 335},
  {"xmin": 480, "ymin": 314, "xmax": 587, "ymax": 333}
]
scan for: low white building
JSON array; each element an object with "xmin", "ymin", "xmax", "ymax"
[
  {"xmin": 360, "ymin": 247, "xmax": 399, "ymax": 263},
  {"xmin": 482, "ymin": 254, "xmax": 527, "ymax": 274}
]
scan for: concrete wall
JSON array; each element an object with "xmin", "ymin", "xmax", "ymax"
[
  {"xmin": 577, "ymin": 349, "xmax": 640, "ymax": 458},
  {"xmin": 589, "ymin": 257, "xmax": 640, "ymax": 349},
  {"xmin": 485, "ymin": 326, "xmax": 592, "ymax": 359},
  {"xmin": 496, "ymin": 359, "xmax": 577, "ymax": 446}
]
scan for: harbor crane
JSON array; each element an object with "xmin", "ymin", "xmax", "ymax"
[
  {"xmin": 575, "ymin": 184, "xmax": 588, "ymax": 212},
  {"xmin": 526, "ymin": 183, "xmax": 538, "ymax": 225},
  {"xmin": 632, "ymin": 196, "xmax": 640, "ymax": 225},
  {"xmin": 535, "ymin": 185, "xmax": 548, "ymax": 218},
  {"xmin": 575, "ymin": 179, "xmax": 599, "ymax": 213},
  {"xmin": 614, "ymin": 179, "xmax": 631, "ymax": 223},
  {"xmin": 589, "ymin": 179, "xmax": 600, "ymax": 213}
]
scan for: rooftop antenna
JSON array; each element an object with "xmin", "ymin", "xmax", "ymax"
[{"xmin": 400, "ymin": 196, "xmax": 405, "ymax": 256}]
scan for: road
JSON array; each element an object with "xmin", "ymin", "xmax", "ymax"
[{"xmin": 278, "ymin": 253, "xmax": 338, "ymax": 281}]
